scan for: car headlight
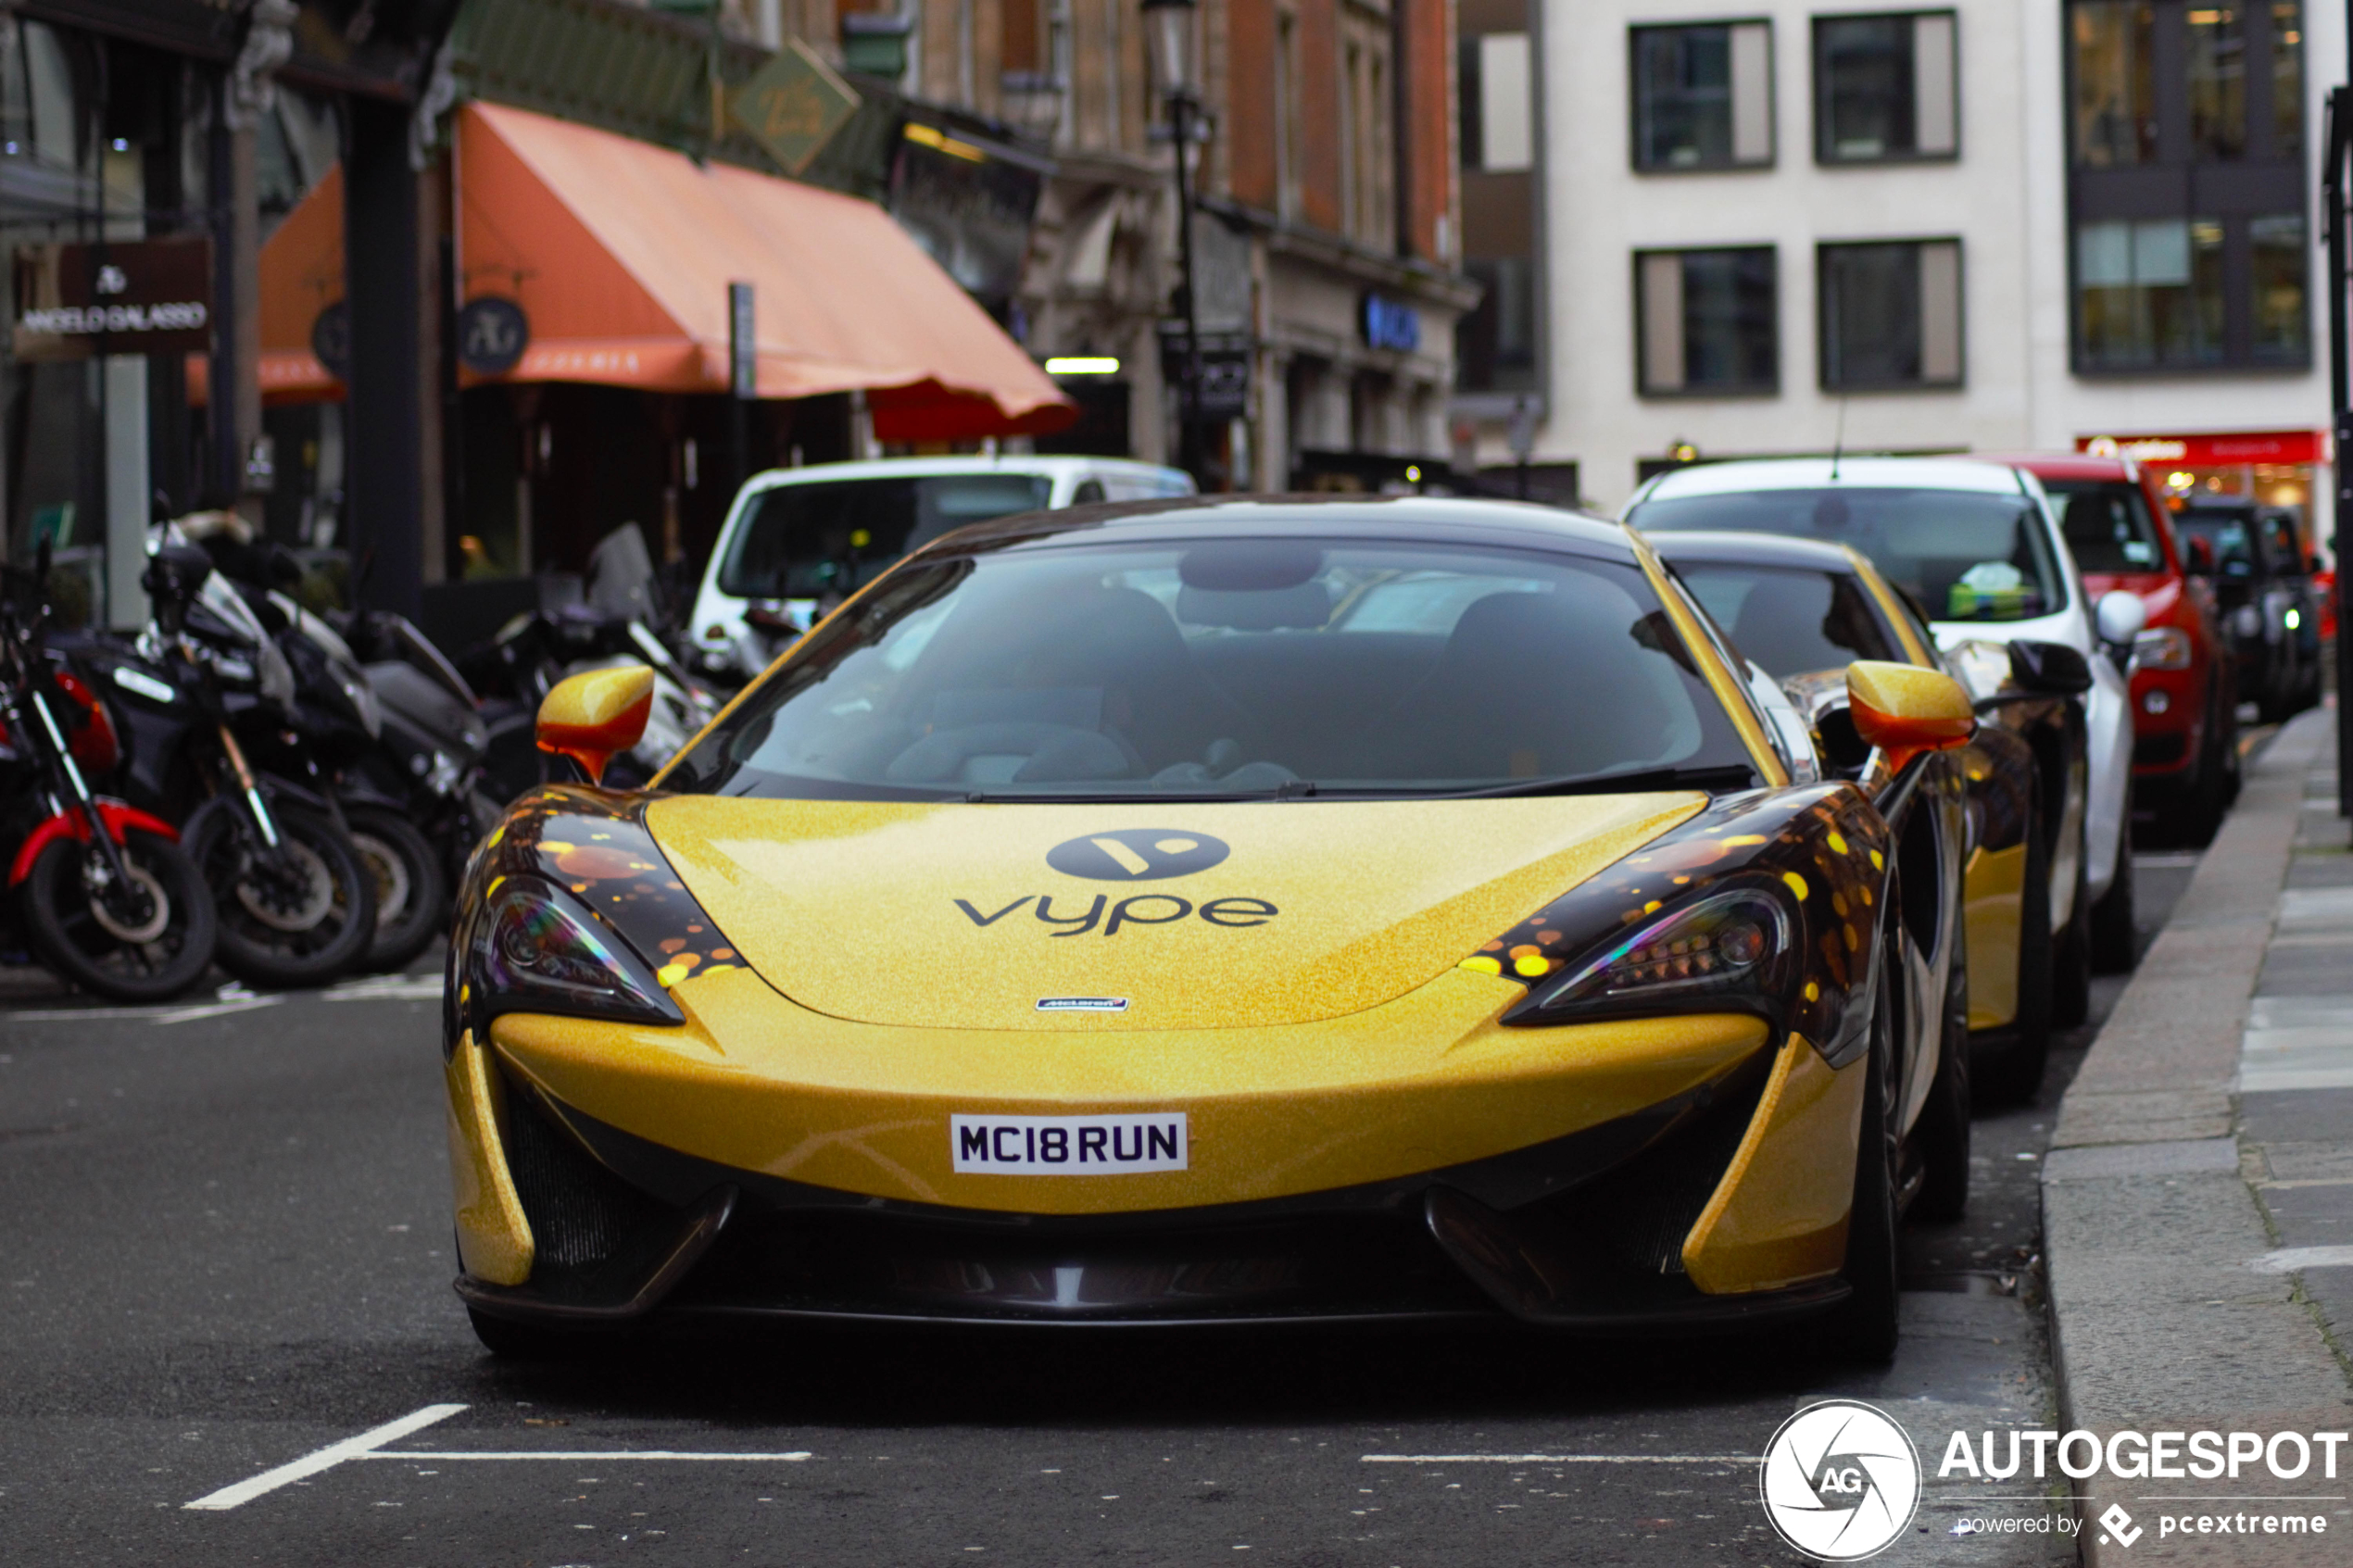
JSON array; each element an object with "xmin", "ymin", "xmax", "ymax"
[
  {"xmin": 1501, "ymin": 885, "xmax": 1800, "ymax": 1023},
  {"xmin": 462, "ymin": 876, "xmax": 682, "ymax": 1028},
  {"xmin": 2133, "ymin": 626, "xmax": 2194, "ymax": 670}
]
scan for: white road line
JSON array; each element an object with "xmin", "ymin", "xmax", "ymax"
[
  {"xmin": 361, "ymin": 1450, "xmax": 814, "ymax": 1461},
  {"xmin": 153, "ymin": 997, "xmax": 285, "ymax": 1024},
  {"xmin": 1360, "ymin": 1454, "xmax": 1759, "ymax": 1465},
  {"xmin": 322, "ymin": 978, "xmax": 443, "ymax": 1002},
  {"xmin": 2251, "ymin": 1245, "xmax": 2353, "ymax": 1273},
  {"xmin": 183, "ymin": 1404, "xmax": 468, "ymax": 1511}
]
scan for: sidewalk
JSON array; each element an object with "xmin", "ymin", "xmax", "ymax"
[{"xmin": 2045, "ymin": 708, "xmax": 2353, "ymax": 1564}]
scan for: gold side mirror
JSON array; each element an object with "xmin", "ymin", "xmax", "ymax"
[
  {"xmin": 535, "ymin": 667, "xmax": 655, "ymax": 786},
  {"xmin": 1845, "ymin": 660, "xmax": 1974, "ymax": 771}
]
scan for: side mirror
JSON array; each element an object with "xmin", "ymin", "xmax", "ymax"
[
  {"xmin": 2095, "ymin": 589, "xmax": 2147, "ymax": 646},
  {"xmin": 535, "ymin": 666, "xmax": 654, "ymax": 786},
  {"xmin": 1845, "ymin": 660, "xmax": 1974, "ymax": 771},
  {"xmin": 2185, "ymin": 535, "xmax": 2216, "ymax": 574},
  {"xmin": 2007, "ymin": 639, "xmax": 2094, "ymax": 696}
]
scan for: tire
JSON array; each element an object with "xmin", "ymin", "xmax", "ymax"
[
  {"xmin": 2052, "ymin": 851, "xmax": 2092, "ymax": 1031},
  {"xmin": 347, "ymin": 806, "xmax": 447, "ymax": 972},
  {"xmin": 192, "ymin": 804, "xmax": 378, "ymax": 989},
  {"xmin": 1977, "ymin": 788, "xmax": 2054, "ymax": 1106},
  {"xmin": 1827, "ymin": 976, "xmax": 1902, "ymax": 1364},
  {"xmin": 1914, "ymin": 952, "xmax": 1972, "ymax": 1224},
  {"xmin": 20, "ymin": 829, "xmax": 216, "ymax": 1002},
  {"xmin": 2089, "ymin": 838, "xmax": 2137, "ymax": 974}
]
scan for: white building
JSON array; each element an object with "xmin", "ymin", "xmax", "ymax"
[{"xmin": 1456, "ymin": 0, "xmax": 2342, "ymax": 537}]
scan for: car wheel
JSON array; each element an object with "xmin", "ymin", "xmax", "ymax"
[
  {"xmin": 2052, "ymin": 852, "xmax": 2092, "ymax": 1030},
  {"xmin": 1976, "ymin": 785, "xmax": 2054, "ymax": 1106},
  {"xmin": 1826, "ymin": 975, "xmax": 1902, "ymax": 1364},
  {"xmin": 1914, "ymin": 951, "xmax": 1971, "ymax": 1223},
  {"xmin": 2089, "ymin": 829, "xmax": 2137, "ymax": 974}
]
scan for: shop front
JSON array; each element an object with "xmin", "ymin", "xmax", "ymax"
[{"xmin": 2079, "ymin": 430, "xmax": 2330, "ymax": 552}]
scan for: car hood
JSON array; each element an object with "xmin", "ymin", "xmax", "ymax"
[{"xmin": 641, "ymin": 793, "xmax": 1710, "ymax": 1030}]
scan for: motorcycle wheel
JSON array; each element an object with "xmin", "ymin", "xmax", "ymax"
[
  {"xmin": 192, "ymin": 805, "xmax": 377, "ymax": 989},
  {"xmin": 348, "ymin": 805, "xmax": 447, "ymax": 972},
  {"xmin": 20, "ymin": 829, "xmax": 217, "ymax": 1002}
]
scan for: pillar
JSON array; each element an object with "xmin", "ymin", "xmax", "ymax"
[
  {"xmin": 345, "ymin": 96, "xmax": 424, "ymax": 619},
  {"xmin": 103, "ymin": 355, "xmax": 150, "ymax": 629}
]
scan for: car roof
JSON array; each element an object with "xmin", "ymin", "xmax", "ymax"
[
  {"xmin": 1645, "ymin": 530, "xmax": 1864, "ymax": 574},
  {"xmin": 924, "ymin": 492, "xmax": 1642, "ymax": 560},
  {"xmin": 738, "ymin": 455, "xmax": 1192, "ymax": 491},
  {"xmin": 1637, "ymin": 455, "xmax": 2032, "ymax": 502},
  {"xmin": 1976, "ymin": 451, "xmax": 2139, "ymax": 482}
]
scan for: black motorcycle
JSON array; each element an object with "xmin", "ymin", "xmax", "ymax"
[
  {"xmin": 0, "ymin": 546, "xmax": 216, "ymax": 1000},
  {"xmin": 76, "ymin": 545, "xmax": 378, "ymax": 989}
]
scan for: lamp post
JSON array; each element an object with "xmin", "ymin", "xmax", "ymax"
[{"xmin": 1142, "ymin": 0, "xmax": 1204, "ymax": 485}]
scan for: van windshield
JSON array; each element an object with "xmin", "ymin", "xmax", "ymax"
[{"xmin": 716, "ymin": 473, "xmax": 1054, "ymax": 601}]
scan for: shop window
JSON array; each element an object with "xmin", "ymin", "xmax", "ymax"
[
  {"xmin": 1818, "ymin": 239, "xmax": 1963, "ymax": 390},
  {"xmin": 1813, "ymin": 11, "xmax": 1957, "ymax": 163},
  {"xmin": 1630, "ymin": 21, "xmax": 1773, "ymax": 171},
  {"xmin": 1635, "ymin": 246, "xmax": 1778, "ymax": 395},
  {"xmin": 2066, "ymin": 1, "xmax": 2307, "ymax": 372},
  {"xmin": 1455, "ymin": 0, "xmax": 1540, "ymax": 399}
]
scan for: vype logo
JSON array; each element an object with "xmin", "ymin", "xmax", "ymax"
[
  {"xmin": 1045, "ymin": 830, "xmax": 1230, "ymax": 881},
  {"xmin": 952, "ymin": 830, "xmax": 1277, "ymax": 937}
]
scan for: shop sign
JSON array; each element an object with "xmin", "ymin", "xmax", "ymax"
[
  {"xmin": 1360, "ymin": 292, "xmax": 1420, "ymax": 354},
  {"xmin": 1157, "ymin": 326, "xmax": 1252, "ymax": 421},
  {"xmin": 11, "ymin": 237, "xmax": 212, "ymax": 359},
  {"xmin": 728, "ymin": 40, "xmax": 861, "ymax": 177},
  {"xmin": 889, "ymin": 121, "xmax": 1047, "ymax": 311},
  {"xmin": 459, "ymin": 297, "xmax": 531, "ymax": 375},
  {"xmin": 2081, "ymin": 431, "xmax": 2322, "ymax": 467},
  {"xmin": 311, "ymin": 301, "xmax": 350, "ymax": 382}
]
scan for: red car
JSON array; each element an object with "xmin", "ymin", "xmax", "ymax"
[{"xmin": 1986, "ymin": 453, "xmax": 2239, "ymax": 841}]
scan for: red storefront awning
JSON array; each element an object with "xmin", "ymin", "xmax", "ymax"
[
  {"xmin": 252, "ymin": 101, "xmax": 1073, "ymax": 441},
  {"xmin": 2078, "ymin": 431, "xmax": 2326, "ymax": 467}
]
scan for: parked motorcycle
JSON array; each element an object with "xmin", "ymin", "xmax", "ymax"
[
  {"xmin": 78, "ymin": 544, "xmax": 378, "ymax": 989},
  {"xmin": 0, "ymin": 546, "xmax": 216, "ymax": 1000}
]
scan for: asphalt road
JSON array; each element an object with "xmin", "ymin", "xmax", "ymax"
[{"xmin": 0, "ymin": 852, "xmax": 2199, "ymax": 1568}]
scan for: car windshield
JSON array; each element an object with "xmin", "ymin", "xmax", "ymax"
[
  {"xmin": 2176, "ymin": 510, "xmax": 2259, "ymax": 576},
  {"xmin": 1629, "ymin": 485, "xmax": 2067, "ymax": 623},
  {"xmin": 716, "ymin": 473, "xmax": 1055, "ymax": 600},
  {"xmin": 1673, "ymin": 564, "xmax": 1900, "ymax": 677},
  {"xmin": 2040, "ymin": 480, "xmax": 2168, "ymax": 573},
  {"xmin": 663, "ymin": 536, "xmax": 1754, "ymax": 801}
]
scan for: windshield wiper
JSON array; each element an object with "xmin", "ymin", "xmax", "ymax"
[{"xmin": 1420, "ymin": 763, "xmax": 1760, "ymax": 800}]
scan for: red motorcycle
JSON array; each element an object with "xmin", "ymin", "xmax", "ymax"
[{"xmin": 2, "ymin": 546, "xmax": 215, "ymax": 1000}]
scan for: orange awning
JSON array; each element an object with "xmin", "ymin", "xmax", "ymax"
[{"xmin": 253, "ymin": 101, "xmax": 1073, "ymax": 441}]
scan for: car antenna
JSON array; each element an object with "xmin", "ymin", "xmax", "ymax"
[{"xmin": 1829, "ymin": 394, "xmax": 1850, "ymax": 481}]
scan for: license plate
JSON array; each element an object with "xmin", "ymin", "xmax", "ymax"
[{"xmin": 950, "ymin": 1112, "xmax": 1188, "ymax": 1174}]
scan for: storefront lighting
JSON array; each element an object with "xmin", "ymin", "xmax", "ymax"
[
  {"xmin": 2167, "ymin": 470, "xmax": 2195, "ymax": 489},
  {"xmin": 1044, "ymin": 357, "xmax": 1121, "ymax": 376},
  {"xmin": 901, "ymin": 122, "xmax": 988, "ymax": 163},
  {"xmin": 1405, "ymin": 465, "xmax": 1422, "ymax": 483}
]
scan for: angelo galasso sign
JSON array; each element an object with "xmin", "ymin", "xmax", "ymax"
[
  {"xmin": 11, "ymin": 237, "xmax": 212, "ymax": 359},
  {"xmin": 1755, "ymin": 1401, "xmax": 2347, "ymax": 1560}
]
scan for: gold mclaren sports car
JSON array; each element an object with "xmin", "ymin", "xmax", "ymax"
[{"xmin": 445, "ymin": 497, "xmax": 1978, "ymax": 1361}]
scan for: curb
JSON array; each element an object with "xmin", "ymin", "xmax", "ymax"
[{"xmin": 2043, "ymin": 709, "xmax": 2353, "ymax": 1566}]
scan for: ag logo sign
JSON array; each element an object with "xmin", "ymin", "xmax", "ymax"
[
  {"xmin": 1047, "ymin": 830, "xmax": 1229, "ymax": 882},
  {"xmin": 1759, "ymin": 1399, "xmax": 1920, "ymax": 1561}
]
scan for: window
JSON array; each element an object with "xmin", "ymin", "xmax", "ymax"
[
  {"xmin": 1636, "ymin": 247, "xmax": 1778, "ymax": 395},
  {"xmin": 2042, "ymin": 480, "xmax": 2168, "ymax": 571},
  {"xmin": 1818, "ymin": 239, "xmax": 1963, "ymax": 389},
  {"xmin": 1676, "ymin": 565, "xmax": 1902, "ymax": 675},
  {"xmin": 1276, "ymin": 10, "xmax": 1299, "ymax": 218},
  {"xmin": 1456, "ymin": 2, "xmax": 1540, "ymax": 397},
  {"xmin": 2066, "ymin": 0, "xmax": 2307, "ymax": 371},
  {"xmin": 1630, "ymin": 21, "xmax": 1773, "ymax": 170},
  {"xmin": 1338, "ymin": 10, "xmax": 1393, "ymax": 248},
  {"xmin": 1814, "ymin": 11, "xmax": 1957, "ymax": 163}
]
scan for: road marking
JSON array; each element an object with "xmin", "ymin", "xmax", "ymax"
[
  {"xmin": 323, "ymin": 976, "xmax": 443, "ymax": 1002},
  {"xmin": 2250, "ymin": 1245, "xmax": 2353, "ymax": 1273},
  {"xmin": 1361, "ymin": 1454, "xmax": 1760, "ymax": 1465},
  {"xmin": 360, "ymin": 1450, "xmax": 814, "ymax": 1461},
  {"xmin": 2133, "ymin": 852, "xmax": 2206, "ymax": 869},
  {"xmin": 183, "ymin": 1404, "xmax": 468, "ymax": 1511},
  {"xmin": 153, "ymin": 997, "xmax": 285, "ymax": 1024}
]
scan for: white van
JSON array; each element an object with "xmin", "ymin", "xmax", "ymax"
[{"xmin": 687, "ymin": 456, "xmax": 1194, "ymax": 677}]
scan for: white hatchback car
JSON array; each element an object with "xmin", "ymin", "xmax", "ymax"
[
  {"xmin": 688, "ymin": 456, "xmax": 1195, "ymax": 677},
  {"xmin": 1625, "ymin": 457, "xmax": 2143, "ymax": 1008}
]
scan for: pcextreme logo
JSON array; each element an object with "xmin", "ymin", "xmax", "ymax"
[
  {"xmin": 1759, "ymin": 1399, "xmax": 1922, "ymax": 1561},
  {"xmin": 952, "ymin": 831, "xmax": 1278, "ymax": 937}
]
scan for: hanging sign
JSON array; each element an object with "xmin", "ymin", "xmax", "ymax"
[
  {"xmin": 458, "ymin": 296, "xmax": 531, "ymax": 375},
  {"xmin": 12, "ymin": 237, "xmax": 213, "ymax": 360},
  {"xmin": 728, "ymin": 40, "xmax": 862, "ymax": 176}
]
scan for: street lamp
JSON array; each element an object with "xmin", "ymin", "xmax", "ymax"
[{"xmin": 1141, "ymin": 0, "xmax": 1204, "ymax": 485}]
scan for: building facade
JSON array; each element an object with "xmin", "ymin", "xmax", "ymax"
[{"xmin": 1478, "ymin": 0, "xmax": 2340, "ymax": 540}]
